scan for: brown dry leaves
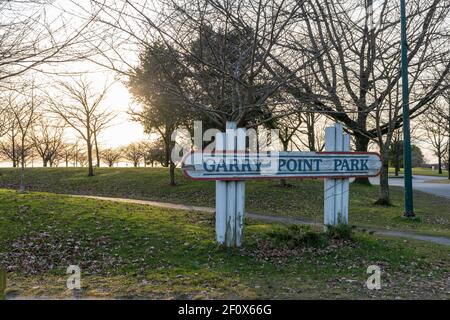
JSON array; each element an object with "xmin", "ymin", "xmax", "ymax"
[{"xmin": 0, "ymin": 231, "xmax": 124, "ymax": 275}]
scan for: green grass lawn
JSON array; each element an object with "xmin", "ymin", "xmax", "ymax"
[
  {"xmin": 0, "ymin": 189, "xmax": 449, "ymax": 299},
  {"xmin": 0, "ymin": 167, "xmax": 449, "ymax": 237},
  {"xmin": 389, "ymin": 167, "xmax": 449, "ymax": 177}
]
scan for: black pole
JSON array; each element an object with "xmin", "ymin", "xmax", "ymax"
[{"xmin": 400, "ymin": 0, "xmax": 415, "ymax": 217}]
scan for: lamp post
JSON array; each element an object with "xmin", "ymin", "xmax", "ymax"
[
  {"xmin": 447, "ymin": 90, "xmax": 450, "ymax": 180},
  {"xmin": 400, "ymin": 0, "xmax": 415, "ymax": 217}
]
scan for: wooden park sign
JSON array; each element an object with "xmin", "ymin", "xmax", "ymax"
[
  {"xmin": 181, "ymin": 122, "xmax": 382, "ymax": 247},
  {"xmin": 182, "ymin": 151, "xmax": 381, "ymax": 180}
]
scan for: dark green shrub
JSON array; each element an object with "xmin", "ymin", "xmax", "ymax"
[
  {"xmin": 268, "ymin": 225, "xmax": 328, "ymax": 248},
  {"xmin": 325, "ymin": 223, "xmax": 354, "ymax": 240}
]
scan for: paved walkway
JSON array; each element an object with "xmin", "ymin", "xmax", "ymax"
[
  {"xmin": 71, "ymin": 194, "xmax": 450, "ymax": 247},
  {"xmin": 368, "ymin": 175, "xmax": 450, "ymax": 199}
]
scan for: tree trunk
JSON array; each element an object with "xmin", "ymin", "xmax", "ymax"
[
  {"xmin": 12, "ymin": 136, "xmax": 16, "ymax": 168},
  {"xmin": 394, "ymin": 154, "xmax": 400, "ymax": 176},
  {"xmin": 307, "ymin": 125, "xmax": 316, "ymax": 151},
  {"xmin": 375, "ymin": 152, "xmax": 391, "ymax": 205},
  {"xmin": 19, "ymin": 140, "xmax": 25, "ymax": 193},
  {"xmin": 87, "ymin": 140, "xmax": 94, "ymax": 177},
  {"xmin": 438, "ymin": 153, "xmax": 442, "ymax": 174},
  {"xmin": 94, "ymin": 133, "xmax": 100, "ymax": 167},
  {"xmin": 169, "ymin": 161, "xmax": 176, "ymax": 186},
  {"xmin": 43, "ymin": 158, "xmax": 48, "ymax": 167},
  {"xmin": 86, "ymin": 116, "xmax": 94, "ymax": 176},
  {"xmin": 19, "ymin": 161, "xmax": 25, "ymax": 192},
  {"xmin": 163, "ymin": 133, "xmax": 172, "ymax": 168},
  {"xmin": 12, "ymin": 140, "xmax": 18, "ymax": 168},
  {"xmin": 448, "ymin": 142, "xmax": 450, "ymax": 180},
  {"xmin": 164, "ymin": 143, "xmax": 170, "ymax": 167},
  {"xmin": 280, "ymin": 140, "xmax": 289, "ymax": 187},
  {"xmin": 353, "ymin": 134, "xmax": 371, "ymax": 185}
]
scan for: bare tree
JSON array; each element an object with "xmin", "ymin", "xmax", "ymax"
[
  {"xmin": 267, "ymin": 0, "xmax": 449, "ymax": 186},
  {"xmin": 73, "ymin": 140, "xmax": 88, "ymax": 167},
  {"xmin": 297, "ymin": 112, "xmax": 327, "ymax": 152},
  {"xmin": 420, "ymin": 98, "xmax": 449, "ymax": 174},
  {"xmin": 0, "ymin": 103, "xmax": 13, "ymax": 139},
  {"xmin": 31, "ymin": 117, "xmax": 65, "ymax": 167},
  {"xmin": 442, "ymin": 83, "xmax": 450, "ymax": 179},
  {"xmin": 373, "ymin": 77, "xmax": 404, "ymax": 204},
  {"xmin": 101, "ymin": 148, "xmax": 122, "ymax": 167},
  {"xmin": 0, "ymin": 113, "xmax": 20, "ymax": 167},
  {"xmin": 48, "ymin": 78, "xmax": 111, "ymax": 176},
  {"xmin": 82, "ymin": 0, "xmax": 448, "ymax": 196},
  {"xmin": 0, "ymin": 1, "xmax": 97, "ymax": 84},
  {"xmin": 92, "ymin": 110, "xmax": 117, "ymax": 167},
  {"xmin": 77, "ymin": 152, "xmax": 88, "ymax": 167},
  {"xmin": 123, "ymin": 142, "xmax": 144, "ymax": 167},
  {"xmin": 265, "ymin": 109, "xmax": 303, "ymax": 186},
  {"xmin": 59, "ymin": 142, "xmax": 78, "ymax": 167},
  {"xmin": 7, "ymin": 87, "xmax": 40, "ymax": 191},
  {"xmin": 83, "ymin": 0, "xmax": 315, "ymax": 128},
  {"xmin": 389, "ymin": 128, "xmax": 403, "ymax": 177},
  {"xmin": 141, "ymin": 139, "xmax": 165, "ymax": 167}
]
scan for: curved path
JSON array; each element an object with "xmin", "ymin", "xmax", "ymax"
[
  {"xmin": 71, "ymin": 194, "xmax": 450, "ymax": 247},
  {"xmin": 368, "ymin": 175, "xmax": 450, "ymax": 199}
]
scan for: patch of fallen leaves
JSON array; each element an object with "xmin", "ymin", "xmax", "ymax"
[
  {"xmin": 243, "ymin": 237, "xmax": 353, "ymax": 263},
  {"xmin": 0, "ymin": 231, "xmax": 124, "ymax": 275}
]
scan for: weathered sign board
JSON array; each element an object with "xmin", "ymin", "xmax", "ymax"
[
  {"xmin": 182, "ymin": 151, "xmax": 382, "ymax": 180},
  {"xmin": 181, "ymin": 122, "xmax": 382, "ymax": 247}
]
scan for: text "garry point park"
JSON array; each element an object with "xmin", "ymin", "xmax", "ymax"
[{"xmin": 182, "ymin": 151, "xmax": 382, "ymax": 180}]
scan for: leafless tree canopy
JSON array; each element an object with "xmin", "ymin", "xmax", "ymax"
[
  {"xmin": 0, "ymin": 0, "xmax": 98, "ymax": 86},
  {"xmin": 1, "ymin": 84, "xmax": 41, "ymax": 190},
  {"xmin": 48, "ymin": 77, "xmax": 114, "ymax": 176},
  {"xmin": 0, "ymin": 0, "xmax": 448, "ymax": 194},
  {"xmin": 101, "ymin": 147, "xmax": 122, "ymax": 167},
  {"xmin": 419, "ymin": 97, "xmax": 449, "ymax": 173},
  {"xmin": 122, "ymin": 142, "xmax": 144, "ymax": 167},
  {"xmin": 87, "ymin": 0, "xmax": 449, "ymax": 135},
  {"xmin": 31, "ymin": 117, "xmax": 65, "ymax": 167}
]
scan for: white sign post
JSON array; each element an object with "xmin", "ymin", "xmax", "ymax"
[
  {"xmin": 215, "ymin": 122, "xmax": 246, "ymax": 247},
  {"xmin": 324, "ymin": 123, "xmax": 350, "ymax": 227},
  {"xmin": 182, "ymin": 122, "xmax": 382, "ymax": 247}
]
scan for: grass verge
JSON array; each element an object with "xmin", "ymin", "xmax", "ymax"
[
  {"xmin": 389, "ymin": 167, "xmax": 449, "ymax": 177},
  {"xmin": 0, "ymin": 189, "xmax": 449, "ymax": 299}
]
